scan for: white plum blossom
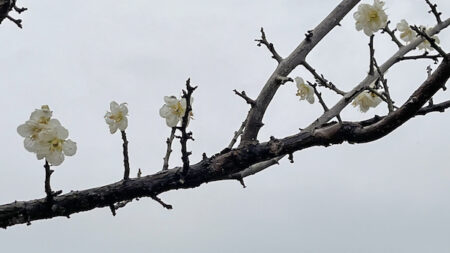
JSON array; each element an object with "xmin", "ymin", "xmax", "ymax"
[
  {"xmin": 353, "ymin": 0, "xmax": 388, "ymax": 36},
  {"xmin": 17, "ymin": 105, "xmax": 54, "ymax": 153},
  {"xmin": 33, "ymin": 121, "xmax": 77, "ymax": 166},
  {"xmin": 17, "ymin": 105, "xmax": 77, "ymax": 166},
  {"xmin": 295, "ymin": 77, "xmax": 315, "ymax": 104},
  {"xmin": 417, "ymin": 26, "xmax": 440, "ymax": 51},
  {"xmin": 159, "ymin": 96, "xmax": 193, "ymax": 127},
  {"xmin": 352, "ymin": 90, "xmax": 382, "ymax": 112},
  {"xmin": 104, "ymin": 101, "xmax": 128, "ymax": 134},
  {"xmin": 396, "ymin": 19, "xmax": 416, "ymax": 44}
]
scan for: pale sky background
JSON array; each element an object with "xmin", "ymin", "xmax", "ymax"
[{"xmin": 1, "ymin": 0, "xmax": 450, "ymax": 252}]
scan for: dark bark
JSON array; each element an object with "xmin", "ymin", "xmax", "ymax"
[{"xmin": 1, "ymin": 57, "xmax": 449, "ymax": 229}]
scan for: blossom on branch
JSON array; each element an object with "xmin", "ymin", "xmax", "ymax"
[
  {"xmin": 396, "ymin": 19, "xmax": 416, "ymax": 44},
  {"xmin": 17, "ymin": 105, "xmax": 77, "ymax": 166},
  {"xmin": 295, "ymin": 77, "xmax": 314, "ymax": 104},
  {"xmin": 353, "ymin": 0, "xmax": 388, "ymax": 36},
  {"xmin": 352, "ymin": 90, "xmax": 382, "ymax": 112},
  {"xmin": 33, "ymin": 122, "xmax": 77, "ymax": 166},
  {"xmin": 417, "ymin": 26, "xmax": 440, "ymax": 51},
  {"xmin": 105, "ymin": 101, "xmax": 129, "ymax": 134},
  {"xmin": 159, "ymin": 96, "xmax": 194, "ymax": 127}
]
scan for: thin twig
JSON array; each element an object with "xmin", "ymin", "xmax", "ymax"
[
  {"xmin": 425, "ymin": 0, "xmax": 442, "ymax": 24},
  {"xmin": 373, "ymin": 58, "xmax": 394, "ymax": 112},
  {"xmin": 302, "ymin": 61, "xmax": 346, "ymax": 96},
  {"xmin": 233, "ymin": 89, "xmax": 256, "ymax": 106},
  {"xmin": 151, "ymin": 195, "xmax": 173, "ymax": 210},
  {"xmin": 44, "ymin": 161, "xmax": 62, "ymax": 201},
  {"xmin": 369, "ymin": 35, "xmax": 375, "ymax": 75},
  {"xmin": 178, "ymin": 78, "xmax": 197, "ymax": 176},
  {"xmin": 44, "ymin": 161, "xmax": 53, "ymax": 200},
  {"xmin": 121, "ymin": 130, "xmax": 130, "ymax": 180},
  {"xmin": 228, "ymin": 113, "xmax": 248, "ymax": 149},
  {"xmin": 411, "ymin": 25, "xmax": 448, "ymax": 59},
  {"xmin": 6, "ymin": 15, "xmax": 22, "ymax": 28},
  {"xmin": 397, "ymin": 51, "xmax": 441, "ymax": 63},
  {"xmin": 162, "ymin": 128, "xmax": 176, "ymax": 171},
  {"xmin": 255, "ymin": 27, "xmax": 283, "ymax": 63},
  {"xmin": 275, "ymin": 75, "xmax": 293, "ymax": 85},
  {"xmin": 381, "ymin": 21, "xmax": 404, "ymax": 48},
  {"xmin": 310, "ymin": 82, "xmax": 342, "ymax": 123}
]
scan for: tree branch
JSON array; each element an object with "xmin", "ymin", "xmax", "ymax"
[
  {"xmin": 240, "ymin": 0, "xmax": 360, "ymax": 145},
  {"xmin": 162, "ymin": 128, "xmax": 176, "ymax": 171},
  {"xmin": 255, "ymin": 27, "xmax": 283, "ymax": 63},
  {"xmin": 425, "ymin": 0, "xmax": 442, "ymax": 24},
  {"xmin": 121, "ymin": 130, "xmax": 130, "ymax": 180},
  {"xmin": 2, "ymin": 55, "xmax": 448, "ymax": 228},
  {"xmin": 381, "ymin": 21, "xmax": 404, "ymax": 48}
]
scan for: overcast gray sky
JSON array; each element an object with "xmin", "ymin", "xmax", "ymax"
[{"xmin": 1, "ymin": 0, "xmax": 450, "ymax": 252}]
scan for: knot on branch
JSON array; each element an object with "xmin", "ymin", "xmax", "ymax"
[
  {"xmin": 305, "ymin": 30, "xmax": 313, "ymax": 41},
  {"xmin": 268, "ymin": 136, "xmax": 283, "ymax": 155}
]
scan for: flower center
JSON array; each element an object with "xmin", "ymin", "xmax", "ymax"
[
  {"xmin": 368, "ymin": 10, "xmax": 379, "ymax": 21},
  {"xmin": 171, "ymin": 101, "xmax": 185, "ymax": 117},
  {"xmin": 50, "ymin": 138, "xmax": 64, "ymax": 152},
  {"xmin": 109, "ymin": 112, "xmax": 123, "ymax": 123}
]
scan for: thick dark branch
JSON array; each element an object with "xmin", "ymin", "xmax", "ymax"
[
  {"xmin": 255, "ymin": 27, "xmax": 283, "ymax": 63},
  {"xmin": 382, "ymin": 22, "xmax": 404, "ymax": 48},
  {"xmin": 0, "ymin": 57, "xmax": 448, "ymax": 228},
  {"xmin": 121, "ymin": 130, "xmax": 130, "ymax": 180},
  {"xmin": 425, "ymin": 0, "xmax": 442, "ymax": 24}
]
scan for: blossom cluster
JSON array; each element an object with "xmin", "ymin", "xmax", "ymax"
[
  {"xmin": 354, "ymin": 1, "xmax": 440, "ymax": 51},
  {"xmin": 396, "ymin": 20, "xmax": 440, "ymax": 50},
  {"xmin": 17, "ymin": 105, "xmax": 77, "ymax": 166}
]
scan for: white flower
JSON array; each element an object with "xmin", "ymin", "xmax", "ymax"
[
  {"xmin": 17, "ymin": 105, "xmax": 57, "ymax": 152},
  {"xmin": 17, "ymin": 105, "xmax": 77, "ymax": 166},
  {"xmin": 417, "ymin": 26, "xmax": 440, "ymax": 51},
  {"xmin": 159, "ymin": 96, "xmax": 193, "ymax": 127},
  {"xmin": 295, "ymin": 77, "xmax": 314, "ymax": 104},
  {"xmin": 396, "ymin": 19, "xmax": 416, "ymax": 44},
  {"xmin": 34, "ymin": 121, "xmax": 77, "ymax": 166},
  {"xmin": 353, "ymin": 0, "xmax": 388, "ymax": 36},
  {"xmin": 352, "ymin": 90, "xmax": 382, "ymax": 112},
  {"xmin": 105, "ymin": 101, "xmax": 128, "ymax": 134}
]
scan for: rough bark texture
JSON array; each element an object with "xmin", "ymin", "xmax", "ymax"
[
  {"xmin": 1, "ymin": 57, "xmax": 449, "ymax": 228},
  {"xmin": 1, "ymin": 0, "xmax": 450, "ymax": 229}
]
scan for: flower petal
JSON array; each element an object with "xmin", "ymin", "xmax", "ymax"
[{"xmin": 63, "ymin": 139, "xmax": 77, "ymax": 156}]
